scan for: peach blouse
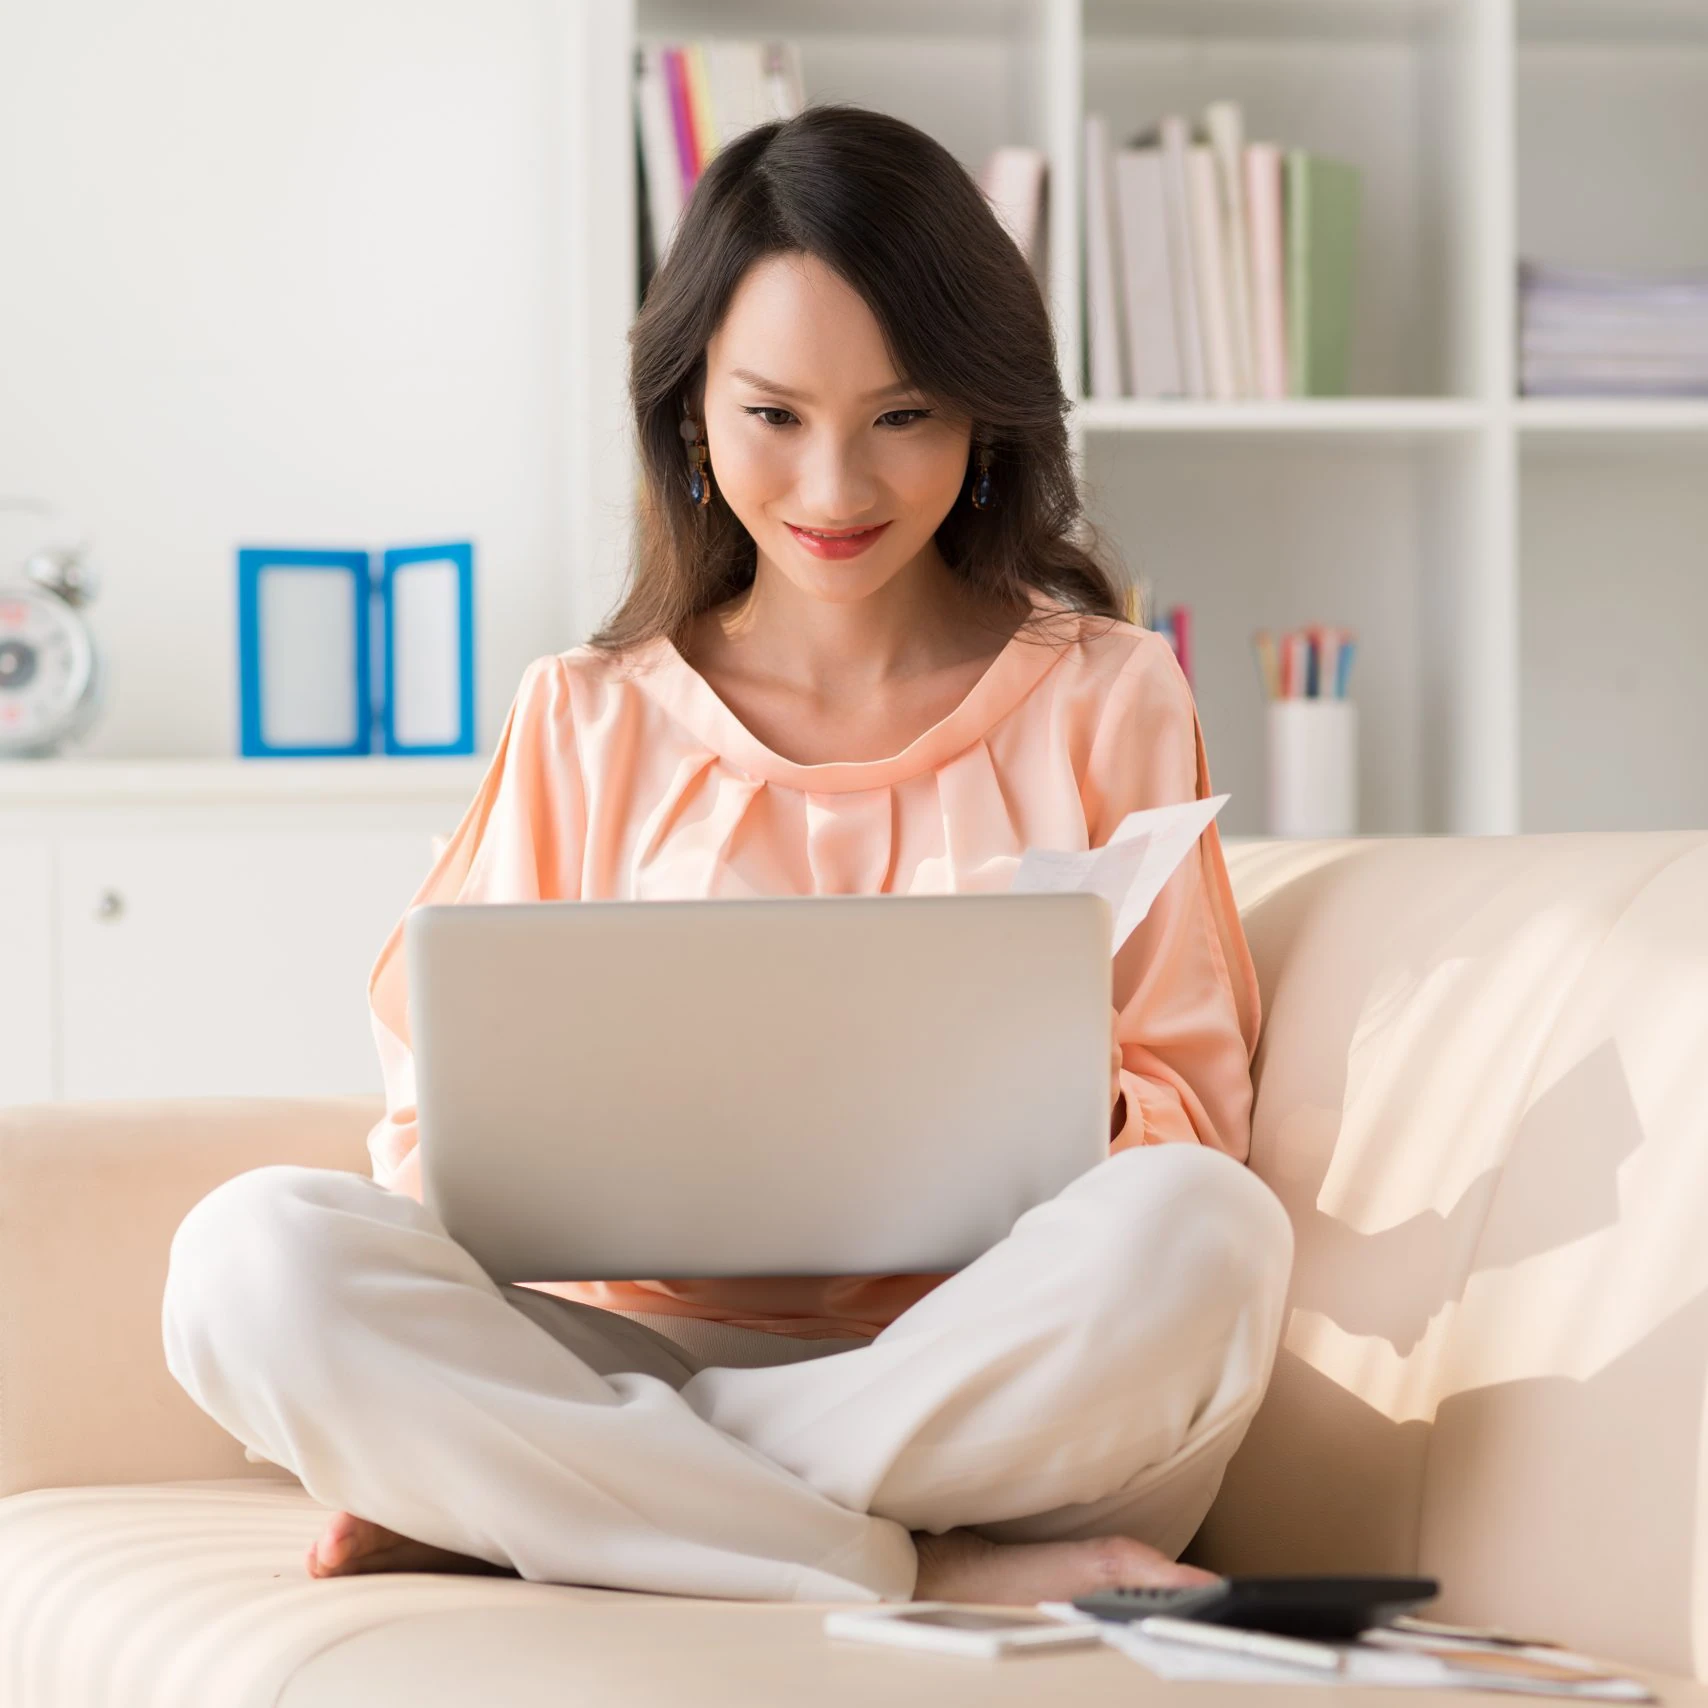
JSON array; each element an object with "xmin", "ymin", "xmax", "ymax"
[{"xmin": 365, "ymin": 591, "xmax": 1262, "ymax": 1339}]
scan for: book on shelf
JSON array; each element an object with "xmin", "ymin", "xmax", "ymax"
[
  {"xmin": 1083, "ymin": 113, "xmax": 1128, "ymax": 398},
  {"xmin": 1160, "ymin": 603, "xmax": 1192, "ymax": 690},
  {"xmin": 1083, "ymin": 102, "xmax": 1362, "ymax": 402},
  {"xmin": 1204, "ymin": 101, "xmax": 1259, "ymax": 398},
  {"xmin": 1155, "ymin": 116, "xmax": 1207, "ymax": 398},
  {"xmin": 1124, "ymin": 578, "xmax": 1193, "ymax": 691},
  {"xmin": 633, "ymin": 52, "xmax": 684, "ymax": 273},
  {"xmin": 1112, "ymin": 144, "xmax": 1180, "ymax": 399},
  {"xmin": 1187, "ymin": 143, "xmax": 1239, "ymax": 400},
  {"xmin": 979, "ymin": 145, "xmax": 1049, "ymax": 284},
  {"xmin": 1286, "ymin": 151, "xmax": 1361, "ymax": 398},
  {"xmin": 634, "ymin": 44, "xmax": 1048, "ymax": 302},
  {"xmin": 634, "ymin": 40, "xmax": 806, "ymax": 288},
  {"xmin": 1244, "ymin": 143, "xmax": 1289, "ymax": 400}
]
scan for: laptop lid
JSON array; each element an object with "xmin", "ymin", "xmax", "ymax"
[{"xmin": 407, "ymin": 893, "xmax": 1111, "ymax": 1282}]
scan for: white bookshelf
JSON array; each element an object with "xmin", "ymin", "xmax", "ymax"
[{"xmin": 561, "ymin": 0, "xmax": 1708, "ymax": 837}]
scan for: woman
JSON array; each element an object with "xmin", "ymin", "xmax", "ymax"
[{"xmin": 163, "ymin": 104, "xmax": 1293, "ymax": 1608}]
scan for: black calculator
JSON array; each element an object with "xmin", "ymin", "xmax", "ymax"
[{"xmin": 1072, "ymin": 1575, "xmax": 1440, "ymax": 1640}]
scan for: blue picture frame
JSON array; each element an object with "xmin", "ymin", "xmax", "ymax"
[
  {"xmin": 237, "ymin": 547, "xmax": 374, "ymax": 758},
  {"xmin": 380, "ymin": 541, "xmax": 476, "ymax": 756}
]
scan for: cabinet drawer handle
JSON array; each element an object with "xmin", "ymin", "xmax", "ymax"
[{"xmin": 94, "ymin": 889, "xmax": 125, "ymax": 922}]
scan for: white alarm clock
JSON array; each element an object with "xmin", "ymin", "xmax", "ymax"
[{"xmin": 0, "ymin": 541, "xmax": 104, "ymax": 758}]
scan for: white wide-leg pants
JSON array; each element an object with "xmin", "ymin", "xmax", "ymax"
[{"xmin": 161, "ymin": 1144, "xmax": 1293, "ymax": 1603}]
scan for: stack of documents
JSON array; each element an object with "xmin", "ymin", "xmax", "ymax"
[{"xmin": 1519, "ymin": 259, "xmax": 1708, "ymax": 396}]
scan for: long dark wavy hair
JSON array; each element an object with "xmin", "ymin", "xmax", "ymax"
[{"xmin": 587, "ymin": 102, "xmax": 1129, "ymax": 657}]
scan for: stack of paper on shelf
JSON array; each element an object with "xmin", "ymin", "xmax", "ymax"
[
  {"xmin": 1084, "ymin": 103, "xmax": 1361, "ymax": 401},
  {"xmin": 634, "ymin": 41, "xmax": 805, "ymax": 281},
  {"xmin": 1519, "ymin": 260, "xmax": 1708, "ymax": 396}
]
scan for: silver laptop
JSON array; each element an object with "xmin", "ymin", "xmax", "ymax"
[{"xmin": 406, "ymin": 894, "xmax": 1111, "ymax": 1282}]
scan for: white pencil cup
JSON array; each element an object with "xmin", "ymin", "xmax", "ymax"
[{"xmin": 1266, "ymin": 699, "xmax": 1358, "ymax": 838}]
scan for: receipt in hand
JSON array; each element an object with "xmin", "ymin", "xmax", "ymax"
[{"xmin": 1010, "ymin": 795, "xmax": 1229, "ymax": 953}]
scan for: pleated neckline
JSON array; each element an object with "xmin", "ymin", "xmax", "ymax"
[{"xmin": 629, "ymin": 588, "xmax": 1076, "ymax": 794}]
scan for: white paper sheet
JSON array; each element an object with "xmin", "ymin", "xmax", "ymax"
[
  {"xmin": 1035, "ymin": 1608, "xmax": 1655, "ymax": 1700},
  {"xmin": 1011, "ymin": 794, "xmax": 1229, "ymax": 952}
]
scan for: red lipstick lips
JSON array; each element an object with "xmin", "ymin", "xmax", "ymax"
[{"xmin": 785, "ymin": 521, "xmax": 891, "ymax": 560}]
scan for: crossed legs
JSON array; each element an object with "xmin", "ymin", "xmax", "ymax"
[{"xmin": 162, "ymin": 1144, "xmax": 1293, "ymax": 1602}]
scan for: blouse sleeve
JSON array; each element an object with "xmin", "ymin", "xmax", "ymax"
[
  {"xmin": 364, "ymin": 654, "xmax": 586, "ymax": 1198},
  {"xmin": 1081, "ymin": 632, "xmax": 1262, "ymax": 1161}
]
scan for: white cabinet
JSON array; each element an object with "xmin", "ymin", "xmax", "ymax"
[
  {"xmin": 0, "ymin": 838, "xmax": 55, "ymax": 1106},
  {"xmin": 0, "ymin": 757, "xmax": 486, "ymax": 1105},
  {"xmin": 57, "ymin": 829, "xmax": 438, "ymax": 1101}
]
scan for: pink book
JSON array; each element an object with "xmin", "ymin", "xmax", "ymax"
[
  {"xmin": 1244, "ymin": 143, "xmax": 1289, "ymax": 400},
  {"xmin": 1169, "ymin": 605, "xmax": 1193, "ymax": 690},
  {"xmin": 661, "ymin": 47, "xmax": 699, "ymax": 193}
]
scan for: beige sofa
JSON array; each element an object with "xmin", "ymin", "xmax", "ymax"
[{"xmin": 3, "ymin": 831, "xmax": 1706, "ymax": 1707}]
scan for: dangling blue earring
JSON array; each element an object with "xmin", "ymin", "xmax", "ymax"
[
  {"xmin": 971, "ymin": 441, "xmax": 994, "ymax": 510},
  {"xmin": 680, "ymin": 415, "xmax": 712, "ymax": 507}
]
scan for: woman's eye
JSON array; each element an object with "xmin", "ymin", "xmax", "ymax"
[{"xmin": 740, "ymin": 405, "xmax": 931, "ymax": 429}]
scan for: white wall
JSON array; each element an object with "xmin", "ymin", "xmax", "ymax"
[{"xmin": 0, "ymin": 0, "xmax": 572, "ymax": 757}]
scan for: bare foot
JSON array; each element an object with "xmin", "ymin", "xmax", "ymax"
[
  {"xmin": 305, "ymin": 1509, "xmax": 514, "ymax": 1580},
  {"xmin": 912, "ymin": 1527, "xmax": 1219, "ymax": 1605}
]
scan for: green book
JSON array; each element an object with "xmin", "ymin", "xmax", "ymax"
[{"xmin": 1285, "ymin": 152, "xmax": 1362, "ymax": 396}]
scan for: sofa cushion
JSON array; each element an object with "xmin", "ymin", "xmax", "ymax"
[
  {"xmin": 0, "ymin": 1478, "xmax": 1157, "ymax": 1707},
  {"xmin": 2, "ymin": 1478, "xmax": 1691, "ymax": 1708},
  {"xmin": 0, "ymin": 1480, "xmax": 577, "ymax": 1708},
  {"xmin": 1203, "ymin": 832, "xmax": 1708, "ymax": 1678},
  {"xmin": 0, "ymin": 1096, "xmax": 378, "ymax": 1498}
]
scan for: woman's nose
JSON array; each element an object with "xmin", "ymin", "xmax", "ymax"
[{"xmin": 794, "ymin": 434, "xmax": 877, "ymax": 524}]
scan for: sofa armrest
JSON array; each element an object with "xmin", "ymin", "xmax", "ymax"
[{"xmin": 0, "ymin": 1096, "xmax": 378, "ymax": 1497}]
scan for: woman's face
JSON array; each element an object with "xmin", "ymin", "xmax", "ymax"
[{"xmin": 698, "ymin": 251, "xmax": 973, "ymax": 607}]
